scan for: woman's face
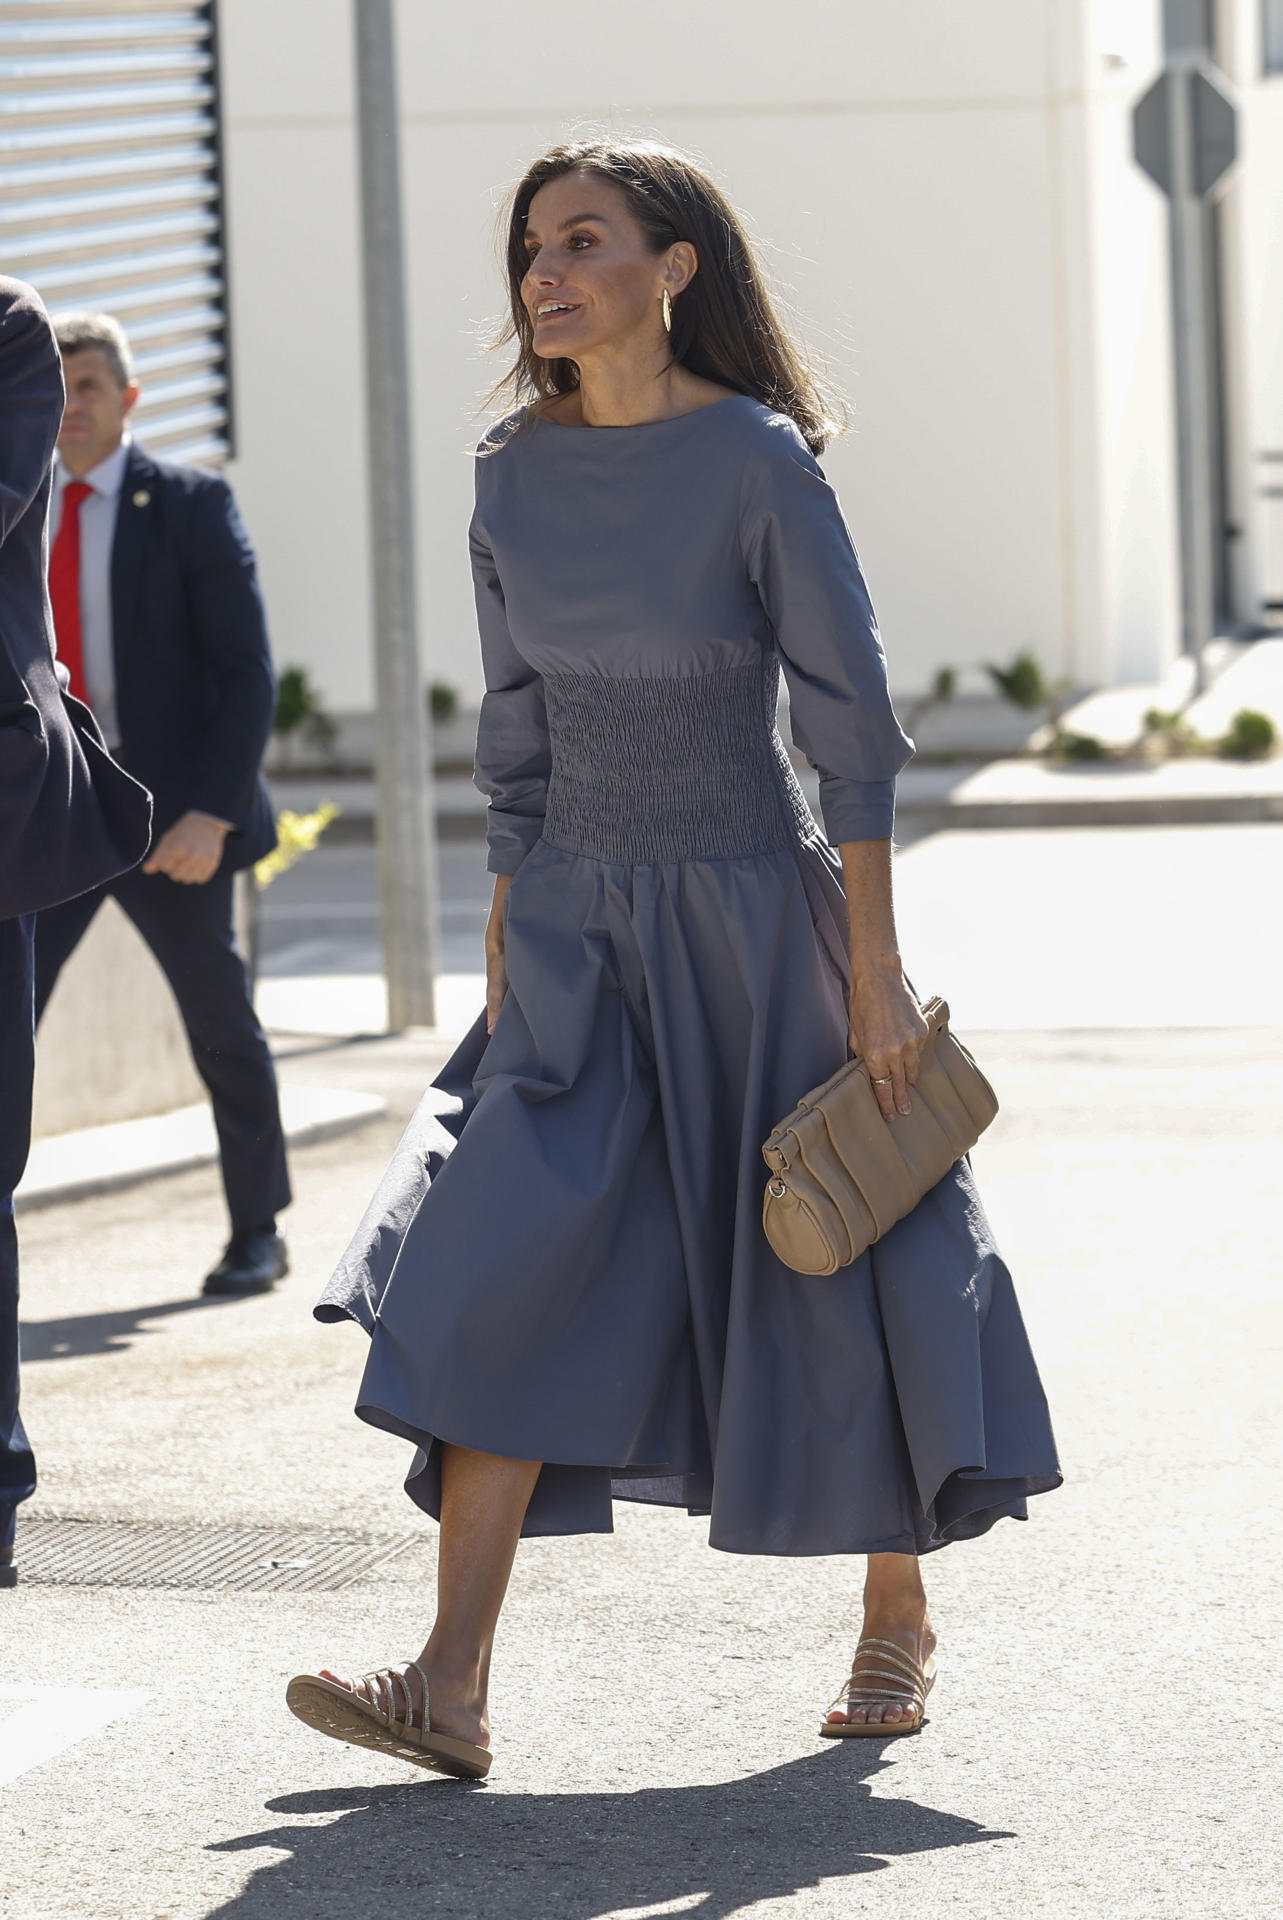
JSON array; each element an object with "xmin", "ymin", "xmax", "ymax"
[{"xmin": 520, "ymin": 172, "xmax": 690, "ymax": 361}]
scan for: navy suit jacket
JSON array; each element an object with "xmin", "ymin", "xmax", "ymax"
[
  {"xmin": 0, "ymin": 278, "xmax": 151, "ymax": 921},
  {"xmin": 110, "ymin": 442, "xmax": 278, "ymax": 872}
]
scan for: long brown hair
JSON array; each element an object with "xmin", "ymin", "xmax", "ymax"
[{"xmin": 487, "ymin": 137, "xmax": 843, "ymax": 454}]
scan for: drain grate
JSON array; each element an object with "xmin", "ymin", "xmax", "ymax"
[{"xmin": 14, "ymin": 1517, "xmax": 419, "ymax": 1592}]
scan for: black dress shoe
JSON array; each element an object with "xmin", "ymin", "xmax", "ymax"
[
  {"xmin": 0, "ymin": 1544, "xmax": 15, "ymax": 1589},
  {"xmin": 203, "ymin": 1230, "xmax": 289, "ymax": 1298}
]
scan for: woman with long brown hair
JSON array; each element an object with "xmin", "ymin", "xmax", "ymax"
[{"xmin": 288, "ymin": 138, "xmax": 1060, "ymax": 1779}]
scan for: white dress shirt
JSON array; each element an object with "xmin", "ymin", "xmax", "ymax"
[{"xmin": 51, "ymin": 435, "xmax": 130, "ymax": 751}]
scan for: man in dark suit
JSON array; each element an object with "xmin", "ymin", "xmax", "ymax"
[
  {"xmin": 35, "ymin": 312, "xmax": 292, "ymax": 1298},
  {"xmin": 1, "ymin": 279, "xmax": 153, "ymax": 1585}
]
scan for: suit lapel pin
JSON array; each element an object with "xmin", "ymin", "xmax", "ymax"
[{"xmin": 132, "ymin": 489, "xmax": 150, "ymax": 507}]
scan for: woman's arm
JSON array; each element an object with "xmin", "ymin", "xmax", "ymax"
[
  {"xmin": 738, "ymin": 420, "xmax": 921, "ymax": 1116},
  {"xmin": 840, "ymin": 838, "xmax": 927, "ymax": 1122},
  {"xmin": 469, "ymin": 442, "xmax": 551, "ymax": 881},
  {"xmin": 740, "ymin": 419, "xmax": 913, "ymax": 849},
  {"xmin": 485, "ymin": 874, "xmax": 513, "ymax": 1035},
  {"xmin": 469, "ymin": 449, "xmax": 548, "ymax": 1038}
]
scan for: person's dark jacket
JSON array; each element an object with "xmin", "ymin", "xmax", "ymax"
[
  {"xmin": 111, "ymin": 441, "xmax": 277, "ymax": 872},
  {"xmin": 0, "ymin": 277, "xmax": 151, "ymax": 921}
]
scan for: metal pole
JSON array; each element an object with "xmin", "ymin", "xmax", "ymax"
[
  {"xmin": 352, "ymin": 0, "xmax": 440, "ymax": 1027},
  {"xmin": 1166, "ymin": 60, "xmax": 1215, "ymax": 695}
]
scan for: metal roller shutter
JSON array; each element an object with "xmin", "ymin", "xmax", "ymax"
[{"xmin": 0, "ymin": 0, "xmax": 231, "ymax": 464}]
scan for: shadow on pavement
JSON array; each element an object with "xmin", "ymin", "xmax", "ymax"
[
  {"xmin": 19, "ymin": 1295, "xmax": 214, "ymax": 1361},
  {"xmin": 208, "ymin": 1748, "xmax": 1012, "ymax": 1918}
]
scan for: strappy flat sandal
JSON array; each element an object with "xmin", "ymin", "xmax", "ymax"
[
  {"xmin": 819, "ymin": 1636, "xmax": 937, "ymax": 1739},
  {"xmin": 285, "ymin": 1661, "xmax": 491, "ymax": 1779}
]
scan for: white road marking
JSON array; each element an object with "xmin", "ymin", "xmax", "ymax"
[
  {"xmin": 0, "ymin": 1686, "xmax": 150, "ymax": 1787},
  {"xmin": 599, "ymin": 1901, "xmax": 707, "ymax": 1920}
]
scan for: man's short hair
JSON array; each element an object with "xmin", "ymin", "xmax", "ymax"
[{"xmin": 53, "ymin": 312, "xmax": 135, "ymax": 388}]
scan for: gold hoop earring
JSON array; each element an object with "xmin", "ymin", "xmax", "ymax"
[{"xmin": 662, "ymin": 288, "xmax": 673, "ymax": 334}]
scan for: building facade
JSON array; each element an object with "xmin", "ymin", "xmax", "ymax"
[{"xmin": 4, "ymin": 0, "xmax": 1282, "ymax": 737}]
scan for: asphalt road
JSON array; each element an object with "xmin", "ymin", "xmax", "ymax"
[{"xmin": 4, "ymin": 824, "xmax": 1282, "ymax": 1919}]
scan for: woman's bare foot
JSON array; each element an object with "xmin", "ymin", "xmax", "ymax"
[
  {"xmin": 318, "ymin": 1647, "xmax": 491, "ymax": 1751},
  {"xmin": 825, "ymin": 1552, "xmax": 937, "ymax": 1730}
]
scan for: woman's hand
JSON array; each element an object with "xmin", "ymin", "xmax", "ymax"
[
  {"xmin": 837, "ymin": 839, "xmax": 926, "ymax": 1123},
  {"xmin": 485, "ymin": 875, "xmax": 513, "ymax": 1035},
  {"xmin": 849, "ymin": 968, "xmax": 928, "ymax": 1122}
]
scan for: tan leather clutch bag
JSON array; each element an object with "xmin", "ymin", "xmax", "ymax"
[{"xmin": 761, "ymin": 997, "xmax": 998, "ymax": 1275}]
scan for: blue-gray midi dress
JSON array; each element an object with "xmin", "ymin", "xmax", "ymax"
[{"xmin": 318, "ymin": 396, "xmax": 1061, "ymax": 1555}]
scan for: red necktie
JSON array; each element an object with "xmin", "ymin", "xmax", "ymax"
[{"xmin": 48, "ymin": 479, "xmax": 94, "ymax": 706}]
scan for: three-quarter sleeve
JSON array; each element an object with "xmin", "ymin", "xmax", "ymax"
[
  {"xmin": 741, "ymin": 420, "xmax": 913, "ymax": 843},
  {"xmin": 470, "ymin": 509, "xmax": 550, "ymax": 877}
]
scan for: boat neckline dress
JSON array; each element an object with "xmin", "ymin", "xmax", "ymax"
[{"xmin": 318, "ymin": 395, "xmax": 1061, "ymax": 1557}]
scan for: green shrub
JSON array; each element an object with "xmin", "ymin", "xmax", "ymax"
[
  {"xmin": 273, "ymin": 666, "xmax": 312, "ymax": 737},
  {"xmin": 272, "ymin": 666, "xmax": 336, "ymax": 755},
  {"xmin": 1218, "ymin": 708, "xmax": 1277, "ymax": 760},
  {"xmin": 1053, "ymin": 729, "xmax": 1106, "ymax": 762},
  {"xmin": 429, "ymin": 681, "xmax": 460, "ymax": 724},
  {"xmin": 985, "ymin": 650, "xmax": 1047, "ymax": 712}
]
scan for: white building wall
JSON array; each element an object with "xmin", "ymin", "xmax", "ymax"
[
  {"xmin": 1081, "ymin": 0, "xmax": 1183, "ymax": 686},
  {"xmin": 1227, "ymin": 5, "xmax": 1283, "ymax": 611},
  {"xmin": 212, "ymin": 0, "xmax": 1271, "ymax": 724},
  {"xmin": 217, "ymin": 0, "xmax": 372, "ymax": 711},
  {"xmin": 1240, "ymin": 75, "xmax": 1283, "ymax": 450}
]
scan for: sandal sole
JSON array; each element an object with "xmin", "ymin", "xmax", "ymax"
[
  {"xmin": 285, "ymin": 1675, "xmax": 491, "ymax": 1779},
  {"xmin": 819, "ymin": 1716, "xmax": 926, "ymax": 1738}
]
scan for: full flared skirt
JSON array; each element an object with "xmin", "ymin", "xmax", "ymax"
[{"xmin": 317, "ymin": 834, "xmax": 1061, "ymax": 1554}]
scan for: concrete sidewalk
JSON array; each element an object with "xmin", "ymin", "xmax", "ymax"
[
  {"xmin": 18, "ymin": 1081, "xmax": 387, "ymax": 1213},
  {"xmin": 889, "ymin": 752, "xmax": 1283, "ymax": 829}
]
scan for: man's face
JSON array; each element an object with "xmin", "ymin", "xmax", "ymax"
[{"xmin": 57, "ymin": 348, "xmax": 140, "ymax": 474}]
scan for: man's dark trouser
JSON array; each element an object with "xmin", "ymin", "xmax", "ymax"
[
  {"xmin": 35, "ymin": 865, "xmax": 291, "ymax": 1237},
  {"xmin": 1, "ymin": 914, "xmax": 37, "ymax": 1552}
]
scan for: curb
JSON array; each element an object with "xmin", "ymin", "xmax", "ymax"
[
  {"xmin": 895, "ymin": 791, "xmax": 1283, "ymax": 832},
  {"xmin": 17, "ymin": 1086, "xmax": 387, "ymax": 1212},
  {"xmin": 319, "ymin": 809, "xmax": 484, "ymax": 845}
]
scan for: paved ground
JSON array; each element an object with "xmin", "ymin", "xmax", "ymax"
[{"xmin": 4, "ymin": 824, "xmax": 1282, "ymax": 1918}]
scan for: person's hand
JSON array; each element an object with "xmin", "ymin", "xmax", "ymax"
[
  {"xmin": 485, "ymin": 875, "xmax": 513, "ymax": 1035},
  {"xmin": 849, "ymin": 969, "xmax": 929, "ymax": 1123},
  {"xmin": 142, "ymin": 811, "xmax": 230, "ymax": 885}
]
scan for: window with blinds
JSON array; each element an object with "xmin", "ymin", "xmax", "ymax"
[{"xmin": 0, "ymin": 0, "xmax": 231, "ymax": 464}]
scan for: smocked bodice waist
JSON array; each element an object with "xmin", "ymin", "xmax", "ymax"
[{"xmin": 539, "ymin": 660, "xmax": 817, "ymax": 865}]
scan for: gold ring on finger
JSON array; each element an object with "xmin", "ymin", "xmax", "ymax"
[{"xmin": 870, "ymin": 1073, "xmax": 894, "ymax": 1085}]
